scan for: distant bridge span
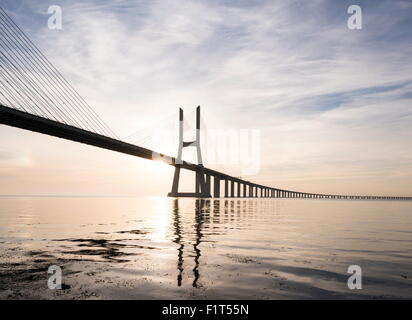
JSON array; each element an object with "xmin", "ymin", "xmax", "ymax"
[{"xmin": 1, "ymin": 104, "xmax": 411, "ymax": 200}]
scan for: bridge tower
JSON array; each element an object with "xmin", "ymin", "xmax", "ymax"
[{"xmin": 167, "ymin": 106, "xmax": 211, "ymax": 198}]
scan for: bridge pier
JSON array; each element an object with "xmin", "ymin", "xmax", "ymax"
[
  {"xmin": 214, "ymin": 176, "xmax": 220, "ymax": 198},
  {"xmin": 224, "ymin": 180, "xmax": 229, "ymax": 198},
  {"xmin": 206, "ymin": 174, "xmax": 211, "ymax": 195}
]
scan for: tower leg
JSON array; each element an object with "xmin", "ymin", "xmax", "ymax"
[{"xmin": 168, "ymin": 165, "xmax": 181, "ymax": 197}]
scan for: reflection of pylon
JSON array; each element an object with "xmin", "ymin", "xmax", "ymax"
[{"xmin": 168, "ymin": 106, "xmax": 211, "ymax": 198}]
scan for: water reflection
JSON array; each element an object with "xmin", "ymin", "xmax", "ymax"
[
  {"xmin": 2, "ymin": 196, "xmax": 411, "ymax": 299},
  {"xmin": 192, "ymin": 200, "xmax": 207, "ymax": 288},
  {"xmin": 170, "ymin": 199, "xmax": 272, "ymax": 288},
  {"xmin": 172, "ymin": 199, "xmax": 184, "ymax": 286},
  {"xmin": 172, "ymin": 199, "xmax": 209, "ymax": 287}
]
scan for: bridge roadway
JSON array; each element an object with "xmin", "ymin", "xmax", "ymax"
[{"xmin": 1, "ymin": 104, "xmax": 411, "ymax": 200}]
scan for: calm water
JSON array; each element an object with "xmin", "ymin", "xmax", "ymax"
[{"xmin": 0, "ymin": 197, "xmax": 411, "ymax": 299}]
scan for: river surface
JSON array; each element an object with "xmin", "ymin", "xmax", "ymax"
[{"xmin": 0, "ymin": 196, "xmax": 411, "ymax": 299}]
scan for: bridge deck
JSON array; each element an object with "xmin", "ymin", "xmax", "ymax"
[{"xmin": 1, "ymin": 104, "xmax": 411, "ymax": 200}]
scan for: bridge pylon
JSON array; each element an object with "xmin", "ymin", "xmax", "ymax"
[{"xmin": 167, "ymin": 106, "xmax": 211, "ymax": 198}]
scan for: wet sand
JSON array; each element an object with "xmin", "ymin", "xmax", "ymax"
[{"xmin": 0, "ymin": 197, "xmax": 411, "ymax": 299}]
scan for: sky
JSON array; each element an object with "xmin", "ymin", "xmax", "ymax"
[{"xmin": 0, "ymin": 0, "xmax": 411, "ymax": 196}]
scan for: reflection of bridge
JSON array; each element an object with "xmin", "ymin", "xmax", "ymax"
[
  {"xmin": 172, "ymin": 199, "xmax": 206, "ymax": 287},
  {"xmin": 0, "ymin": 8, "xmax": 411, "ymax": 201},
  {"xmin": 171, "ymin": 199, "xmax": 272, "ymax": 288}
]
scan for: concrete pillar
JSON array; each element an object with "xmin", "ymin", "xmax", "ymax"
[
  {"xmin": 206, "ymin": 174, "xmax": 211, "ymax": 196},
  {"xmin": 214, "ymin": 176, "xmax": 220, "ymax": 198},
  {"xmin": 230, "ymin": 180, "xmax": 234, "ymax": 198},
  {"xmin": 237, "ymin": 182, "xmax": 241, "ymax": 198},
  {"xmin": 243, "ymin": 184, "xmax": 247, "ymax": 198},
  {"xmin": 224, "ymin": 179, "xmax": 228, "ymax": 198},
  {"xmin": 170, "ymin": 166, "xmax": 181, "ymax": 195},
  {"xmin": 195, "ymin": 171, "xmax": 199, "ymax": 194}
]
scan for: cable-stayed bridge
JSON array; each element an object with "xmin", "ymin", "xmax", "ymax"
[{"xmin": 0, "ymin": 8, "xmax": 410, "ymax": 200}]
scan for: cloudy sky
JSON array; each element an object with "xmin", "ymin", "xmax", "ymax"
[{"xmin": 0, "ymin": 0, "xmax": 411, "ymax": 196}]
